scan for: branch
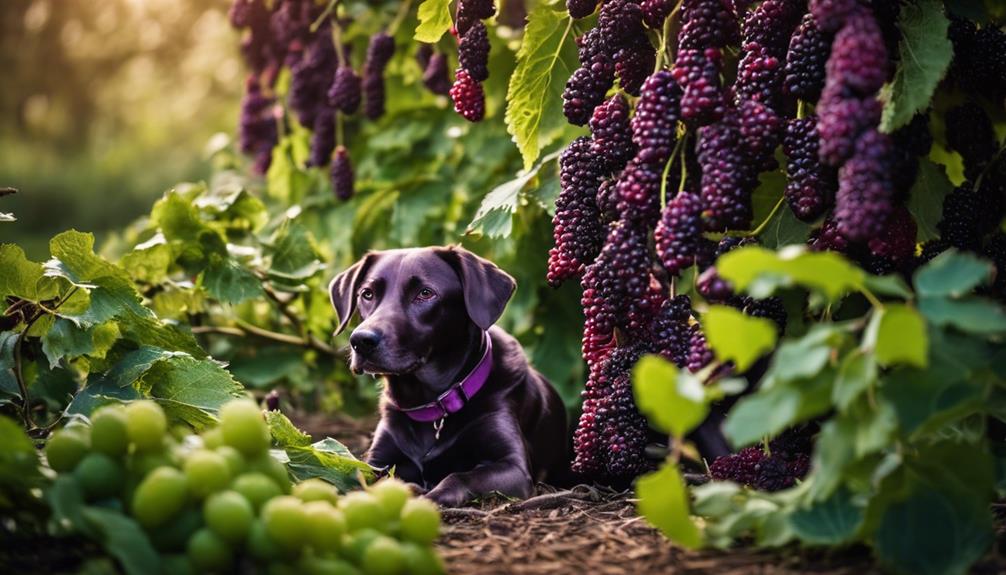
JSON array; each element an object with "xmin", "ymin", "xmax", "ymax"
[
  {"xmin": 13, "ymin": 287, "xmax": 78, "ymax": 430},
  {"xmin": 192, "ymin": 321, "xmax": 340, "ymax": 357}
]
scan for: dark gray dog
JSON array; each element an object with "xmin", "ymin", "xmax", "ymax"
[{"xmin": 330, "ymin": 246, "xmax": 568, "ymax": 506}]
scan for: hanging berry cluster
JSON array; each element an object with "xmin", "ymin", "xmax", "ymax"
[
  {"xmin": 551, "ymin": 0, "xmax": 1006, "ymax": 482},
  {"xmin": 450, "ymin": 0, "xmax": 497, "ymax": 121},
  {"xmin": 228, "ymin": 0, "xmax": 403, "ymax": 201}
]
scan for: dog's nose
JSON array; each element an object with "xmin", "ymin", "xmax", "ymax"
[{"xmin": 350, "ymin": 329, "xmax": 382, "ymax": 354}]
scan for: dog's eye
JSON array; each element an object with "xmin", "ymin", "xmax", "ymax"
[
  {"xmin": 416, "ymin": 287, "xmax": 436, "ymax": 301},
  {"xmin": 359, "ymin": 288, "xmax": 375, "ymax": 301}
]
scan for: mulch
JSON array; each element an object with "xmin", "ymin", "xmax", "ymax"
[{"xmin": 289, "ymin": 411, "xmax": 1000, "ymax": 575}]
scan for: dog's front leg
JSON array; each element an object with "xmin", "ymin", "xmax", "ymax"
[
  {"xmin": 425, "ymin": 413, "xmax": 532, "ymax": 507},
  {"xmin": 367, "ymin": 420, "xmax": 423, "ymax": 489}
]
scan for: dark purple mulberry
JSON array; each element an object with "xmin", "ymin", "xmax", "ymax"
[
  {"xmin": 568, "ymin": 0, "xmax": 600, "ymax": 19},
  {"xmin": 709, "ymin": 446, "xmax": 764, "ymax": 484},
  {"xmin": 563, "ymin": 67, "xmax": 613, "ymax": 126},
  {"xmin": 674, "ymin": 48, "xmax": 727, "ymax": 127},
  {"xmin": 686, "ymin": 324, "xmax": 714, "ymax": 372},
  {"xmin": 238, "ymin": 76, "xmax": 279, "ymax": 174},
  {"xmin": 678, "ymin": 0, "xmax": 740, "ymax": 50},
  {"xmin": 655, "ymin": 192, "xmax": 713, "ymax": 276},
  {"xmin": 737, "ymin": 99, "xmax": 782, "ymax": 168},
  {"xmin": 783, "ymin": 117, "xmax": 835, "ymax": 221},
  {"xmin": 640, "ymin": 0, "xmax": 674, "ymax": 28},
  {"xmin": 630, "ymin": 70, "xmax": 682, "ymax": 167},
  {"xmin": 835, "ymin": 129, "xmax": 893, "ymax": 242},
  {"xmin": 697, "ymin": 109, "xmax": 757, "ymax": 231},
  {"xmin": 331, "ymin": 146, "xmax": 354, "ymax": 201},
  {"xmin": 547, "ymin": 138, "xmax": 606, "ymax": 287},
  {"xmin": 825, "ymin": 9, "xmax": 888, "ymax": 96},
  {"xmin": 784, "ymin": 13, "xmax": 831, "ymax": 102},
  {"xmin": 458, "ymin": 20, "xmax": 491, "ymax": 82},
  {"xmin": 938, "ymin": 185, "xmax": 983, "ymax": 251},
  {"xmin": 867, "ymin": 204, "xmax": 917, "ymax": 263},
  {"xmin": 363, "ymin": 33, "xmax": 395, "ymax": 119},
  {"xmin": 328, "ymin": 66, "xmax": 362, "ymax": 114},
  {"xmin": 816, "ymin": 88, "xmax": 882, "ymax": 167},
  {"xmin": 615, "ymin": 158, "xmax": 663, "ymax": 224},
  {"xmin": 809, "ymin": 0, "xmax": 860, "ymax": 33},
  {"xmin": 422, "ymin": 53, "xmax": 451, "ymax": 95},
  {"xmin": 614, "ymin": 37, "xmax": 656, "ymax": 96},
  {"xmin": 309, "ymin": 110, "xmax": 335, "ymax": 167},
  {"xmin": 590, "ymin": 94, "xmax": 636, "ymax": 173}
]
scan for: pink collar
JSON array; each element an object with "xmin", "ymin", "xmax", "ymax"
[{"xmin": 389, "ymin": 332, "xmax": 493, "ymax": 426}]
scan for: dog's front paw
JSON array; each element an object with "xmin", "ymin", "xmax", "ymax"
[{"xmin": 424, "ymin": 483, "xmax": 471, "ymax": 508}]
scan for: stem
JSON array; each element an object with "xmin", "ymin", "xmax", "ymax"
[
  {"xmin": 336, "ymin": 112, "xmax": 345, "ymax": 148},
  {"xmin": 387, "ymin": 0, "xmax": 415, "ymax": 37},
  {"xmin": 195, "ymin": 321, "xmax": 339, "ymax": 357},
  {"xmin": 797, "ymin": 100, "xmax": 806, "ymax": 120},
  {"xmin": 332, "ymin": 21, "xmax": 346, "ymax": 66},
  {"xmin": 660, "ymin": 138, "xmax": 685, "ymax": 209},
  {"xmin": 13, "ymin": 287, "xmax": 78, "ymax": 430},
  {"xmin": 861, "ymin": 287, "xmax": 884, "ymax": 310},
  {"xmin": 677, "ymin": 134, "xmax": 688, "ymax": 195},
  {"xmin": 310, "ymin": 0, "xmax": 341, "ymax": 33},
  {"xmin": 728, "ymin": 195, "xmax": 785, "ymax": 238}
]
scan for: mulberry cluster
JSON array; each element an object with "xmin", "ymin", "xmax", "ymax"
[
  {"xmin": 238, "ymin": 76, "xmax": 279, "ymax": 174},
  {"xmin": 708, "ymin": 428, "xmax": 813, "ymax": 491},
  {"xmin": 547, "ymin": 138, "xmax": 607, "ymax": 287},
  {"xmin": 674, "ymin": 0, "xmax": 737, "ymax": 127},
  {"xmin": 288, "ymin": 26, "xmax": 338, "ymax": 129},
  {"xmin": 451, "ymin": 2, "xmax": 493, "ymax": 121},
  {"xmin": 363, "ymin": 33, "xmax": 395, "ymax": 120},
  {"xmin": 654, "ymin": 192, "xmax": 713, "ymax": 276},
  {"xmin": 783, "ymin": 117, "xmax": 835, "ymax": 221},
  {"xmin": 329, "ymin": 66, "xmax": 362, "ymax": 114},
  {"xmin": 783, "ymin": 13, "xmax": 831, "ymax": 101},
  {"xmin": 589, "ymin": 219, "xmax": 654, "ymax": 330},
  {"xmin": 945, "ymin": 102, "xmax": 998, "ymax": 181},
  {"xmin": 948, "ymin": 16, "xmax": 1006, "ymax": 104},
  {"xmin": 646, "ymin": 296, "xmax": 694, "ymax": 366},
  {"xmin": 697, "ymin": 110, "xmax": 756, "ymax": 231}
]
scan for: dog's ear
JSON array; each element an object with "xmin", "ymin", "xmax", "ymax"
[
  {"xmin": 436, "ymin": 246, "xmax": 516, "ymax": 330},
  {"xmin": 329, "ymin": 253, "xmax": 377, "ymax": 335}
]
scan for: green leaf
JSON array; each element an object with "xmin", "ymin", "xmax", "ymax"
[
  {"xmin": 65, "ymin": 375, "xmax": 142, "ymax": 416},
  {"xmin": 0, "ymin": 415, "xmax": 43, "ymax": 492},
  {"xmin": 872, "ymin": 304, "xmax": 928, "ymax": 368},
  {"xmin": 879, "ymin": 0, "xmax": 953, "ymax": 132},
  {"xmin": 145, "ymin": 356, "xmax": 245, "ymax": 427},
  {"xmin": 833, "ymin": 350, "xmax": 877, "ymax": 411},
  {"xmin": 807, "ymin": 417, "xmax": 857, "ymax": 501},
  {"xmin": 703, "ymin": 306, "xmax": 777, "ymax": 372},
  {"xmin": 636, "ymin": 464, "xmax": 703, "ymax": 549},
  {"xmin": 724, "ymin": 368, "xmax": 834, "ymax": 447},
  {"xmin": 907, "ymin": 159, "xmax": 953, "ymax": 242},
  {"xmin": 266, "ymin": 410, "xmax": 313, "ymax": 448},
  {"xmin": 863, "ymin": 273, "xmax": 913, "ymax": 299},
  {"xmin": 120, "ymin": 238, "xmax": 173, "ymax": 284},
  {"xmin": 414, "ymin": 0, "xmax": 453, "ymax": 43},
  {"xmin": 632, "ymin": 355, "xmax": 709, "ymax": 438},
  {"xmin": 881, "ymin": 366, "xmax": 983, "ymax": 436},
  {"xmin": 919, "ymin": 296, "xmax": 1006, "ymax": 335},
  {"xmin": 504, "ymin": 6, "xmax": 575, "ymax": 170},
  {"xmin": 760, "ymin": 325, "xmax": 839, "ymax": 390},
  {"xmin": 914, "ymin": 250, "xmax": 993, "ymax": 298},
  {"xmin": 788, "ymin": 488, "xmax": 864, "ymax": 545},
  {"xmin": 266, "ymin": 220, "xmax": 323, "ymax": 283},
  {"xmin": 81, "ymin": 507, "xmax": 162, "ymax": 575},
  {"xmin": 203, "ymin": 256, "xmax": 263, "ymax": 304},
  {"xmin": 284, "ymin": 438, "xmax": 375, "ymax": 493},
  {"xmin": 41, "ymin": 318, "xmax": 95, "ymax": 369},
  {"xmin": 466, "ymin": 154, "xmax": 561, "ymax": 239},
  {"xmin": 873, "ymin": 482, "xmax": 992, "ymax": 575},
  {"xmin": 0, "ymin": 244, "xmax": 59, "ymax": 302},
  {"xmin": 717, "ymin": 246, "xmax": 864, "ymax": 301}
]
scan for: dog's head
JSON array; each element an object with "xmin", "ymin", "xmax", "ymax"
[{"xmin": 329, "ymin": 246, "xmax": 515, "ymax": 376}]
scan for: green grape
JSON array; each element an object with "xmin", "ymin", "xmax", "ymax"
[
  {"xmin": 90, "ymin": 405, "xmax": 129, "ymax": 457},
  {"xmin": 369, "ymin": 479, "xmax": 410, "ymax": 518},
  {"xmin": 162, "ymin": 553, "xmax": 196, "ymax": 575},
  {"xmin": 361, "ymin": 535, "xmax": 405, "ymax": 575},
  {"xmin": 215, "ymin": 445, "xmax": 246, "ymax": 477},
  {"xmin": 261, "ymin": 495, "xmax": 309, "ymax": 553},
  {"xmin": 124, "ymin": 400, "xmax": 168, "ymax": 452},
  {"xmin": 340, "ymin": 491, "xmax": 388, "ymax": 532},
  {"xmin": 232, "ymin": 472, "xmax": 283, "ymax": 511},
  {"xmin": 186, "ymin": 528, "xmax": 233, "ymax": 572},
  {"xmin": 247, "ymin": 454, "xmax": 292, "ymax": 493},
  {"xmin": 201, "ymin": 428, "xmax": 224, "ymax": 449},
  {"xmin": 130, "ymin": 450, "xmax": 174, "ymax": 478},
  {"xmin": 75, "ymin": 452, "xmax": 125, "ymax": 501},
  {"xmin": 204, "ymin": 490, "xmax": 254, "ymax": 544},
  {"xmin": 247, "ymin": 519, "xmax": 283, "ymax": 562},
  {"xmin": 342, "ymin": 528, "xmax": 381, "ymax": 565},
  {"xmin": 398, "ymin": 499, "xmax": 440, "ymax": 545},
  {"xmin": 300, "ymin": 556, "xmax": 361, "ymax": 575},
  {"xmin": 132, "ymin": 466, "xmax": 189, "ymax": 528},
  {"xmin": 45, "ymin": 428, "xmax": 91, "ymax": 473},
  {"xmin": 151, "ymin": 507, "xmax": 204, "ymax": 553},
  {"xmin": 183, "ymin": 450, "xmax": 231, "ymax": 498},
  {"xmin": 304, "ymin": 500, "xmax": 346, "ymax": 552},
  {"xmin": 219, "ymin": 399, "xmax": 270, "ymax": 456},
  {"xmin": 294, "ymin": 478, "xmax": 339, "ymax": 504},
  {"xmin": 401, "ymin": 542, "xmax": 445, "ymax": 575}
]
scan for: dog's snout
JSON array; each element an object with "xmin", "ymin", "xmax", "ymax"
[{"xmin": 350, "ymin": 328, "xmax": 382, "ymax": 354}]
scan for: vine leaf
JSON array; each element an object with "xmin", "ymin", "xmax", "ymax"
[
  {"xmin": 632, "ymin": 355, "xmax": 708, "ymax": 439},
  {"xmin": 880, "ymin": 0, "xmax": 953, "ymax": 132},
  {"xmin": 907, "ymin": 159, "xmax": 953, "ymax": 242},
  {"xmin": 636, "ymin": 464, "xmax": 703, "ymax": 549},
  {"xmin": 703, "ymin": 306, "xmax": 777, "ymax": 372},
  {"xmin": 869, "ymin": 304, "xmax": 929, "ymax": 368},
  {"xmin": 414, "ymin": 0, "xmax": 454, "ymax": 43},
  {"xmin": 504, "ymin": 5, "xmax": 576, "ymax": 171}
]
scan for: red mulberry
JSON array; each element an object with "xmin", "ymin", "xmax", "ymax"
[{"xmin": 450, "ymin": 69, "xmax": 486, "ymax": 122}]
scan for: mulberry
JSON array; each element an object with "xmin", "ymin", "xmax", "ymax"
[
  {"xmin": 784, "ymin": 13, "xmax": 831, "ymax": 101},
  {"xmin": 835, "ymin": 129, "xmax": 893, "ymax": 242},
  {"xmin": 331, "ymin": 146, "xmax": 354, "ymax": 201},
  {"xmin": 328, "ymin": 66, "xmax": 362, "ymax": 114},
  {"xmin": 631, "ymin": 70, "xmax": 683, "ymax": 167},
  {"xmin": 450, "ymin": 69, "xmax": 486, "ymax": 122},
  {"xmin": 655, "ymin": 192, "xmax": 713, "ymax": 276},
  {"xmin": 309, "ymin": 110, "xmax": 335, "ymax": 167},
  {"xmin": 697, "ymin": 110, "xmax": 757, "ymax": 231},
  {"xmin": 547, "ymin": 138, "xmax": 607, "ymax": 287},
  {"xmin": 458, "ymin": 20, "xmax": 491, "ymax": 82},
  {"xmin": 590, "ymin": 94, "xmax": 637, "ymax": 173},
  {"xmin": 783, "ymin": 117, "xmax": 835, "ymax": 221}
]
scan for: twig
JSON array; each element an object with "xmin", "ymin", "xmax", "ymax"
[
  {"xmin": 13, "ymin": 287, "xmax": 78, "ymax": 430},
  {"xmin": 0, "ymin": 187, "xmax": 16, "ymax": 198},
  {"xmin": 192, "ymin": 322, "xmax": 339, "ymax": 356},
  {"xmin": 683, "ymin": 473, "xmax": 710, "ymax": 486},
  {"xmin": 500, "ymin": 490, "xmax": 586, "ymax": 513},
  {"xmin": 441, "ymin": 507, "xmax": 490, "ymax": 520}
]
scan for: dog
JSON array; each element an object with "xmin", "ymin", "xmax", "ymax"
[{"xmin": 329, "ymin": 246, "xmax": 569, "ymax": 507}]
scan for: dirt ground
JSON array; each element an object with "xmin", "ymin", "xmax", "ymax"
[{"xmin": 294, "ymin": 411, "xmax": 1001, "ymax": 575}]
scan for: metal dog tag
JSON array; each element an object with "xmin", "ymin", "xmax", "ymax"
[{"xmin": 433, "ymin": 417, "xmax": 445, "ymax": 440}]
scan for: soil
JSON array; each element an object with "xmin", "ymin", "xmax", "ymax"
[{"xmin": 291, "ymin": 411, "xmax": 893, "ymax": 575}]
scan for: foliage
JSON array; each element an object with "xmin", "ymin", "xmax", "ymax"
[{"xmin": 634, "ymin": 248, "xmax": 1006, "ymax": 574}]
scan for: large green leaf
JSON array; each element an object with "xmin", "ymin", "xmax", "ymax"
[
  {"xmin": 880, "ymin": 365, "xmax": 983, "ymax": 436},
  {"xmin": 266, "ymin": 219, "xmax": 323, "ymax": 283},
  {"xmin": 724, "ymin": 368, "xmax": 834, "ymax": 447},
  {"xmin": 266, "ymin": 410, "xmax": 313, "ymax": 448},
  {"xmin": 0, "ymin": 244, "xmax": 59, "ymax": 302},
  {"xmin": 467, "ymin": 153, "xmax": 560, "ymax": 238},
  {"xmin": 120, "ymin": 237, "xmax": 173, "ymax": 284},
  {"xmin": 284, "ymin": 438, "xmax": 375, "ymax": 493},
  {"xmin": 717, "ymin": 246, "xmax": 864, "ymax": 301},
  {"xmin": 40, "ymin": 318, "xmax": 95, "ymax": 369},
  {"xmin": 919, "ymin": 296, "xmax": 1006, "ymax": 335},
  {"xmin": 703, "ymin": 306, "xmax": 777, "ymax": 372},
  {"xmin": 759, "ymin": 324, "xmax": 840, "ymax": 390},
  {"xmin": 414, "ymin": 0, "xmax": 453, "ymax": 43},
  {"xmin": 832, "ymin": 350, "xmax": 877, "ymax": 411},
  {"xmin": 880, "ymin": 0, "xmax": 953, "ymax": 133},
  {"xmin": 144, "ymin": 356, "xmax": 245, "ymax": 427},
  {"xmin": 869, "ymin": 304, "xmax": 928, "ymax": 368},
  {"xmin": 914, "ymin": 250, "xmax": 993, "ymax": 298},
  {"xmin": 636, "ymin": 464, "xmax": 703, "ymax": 549},
  {"xmin": 504, "ymin": 5, "xmax": 576, "ymax": 171},
  {"xmin": 632, "ymin": 355, "xmax": 708, "ymax": 438},
  {"xmin": 203, "ymin": 255, "xmax": 263, "ymax": 304},
  {"xmin": 81, "ymin": 507, "xmax": 162, "ymax": 575},
  {"xmin": 907, "ymin": 159, "xmax": 953, "ymax": 242},
  {"xmin": 788, "ymin": 488, "xmax": 864, "ymax": 546}
]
